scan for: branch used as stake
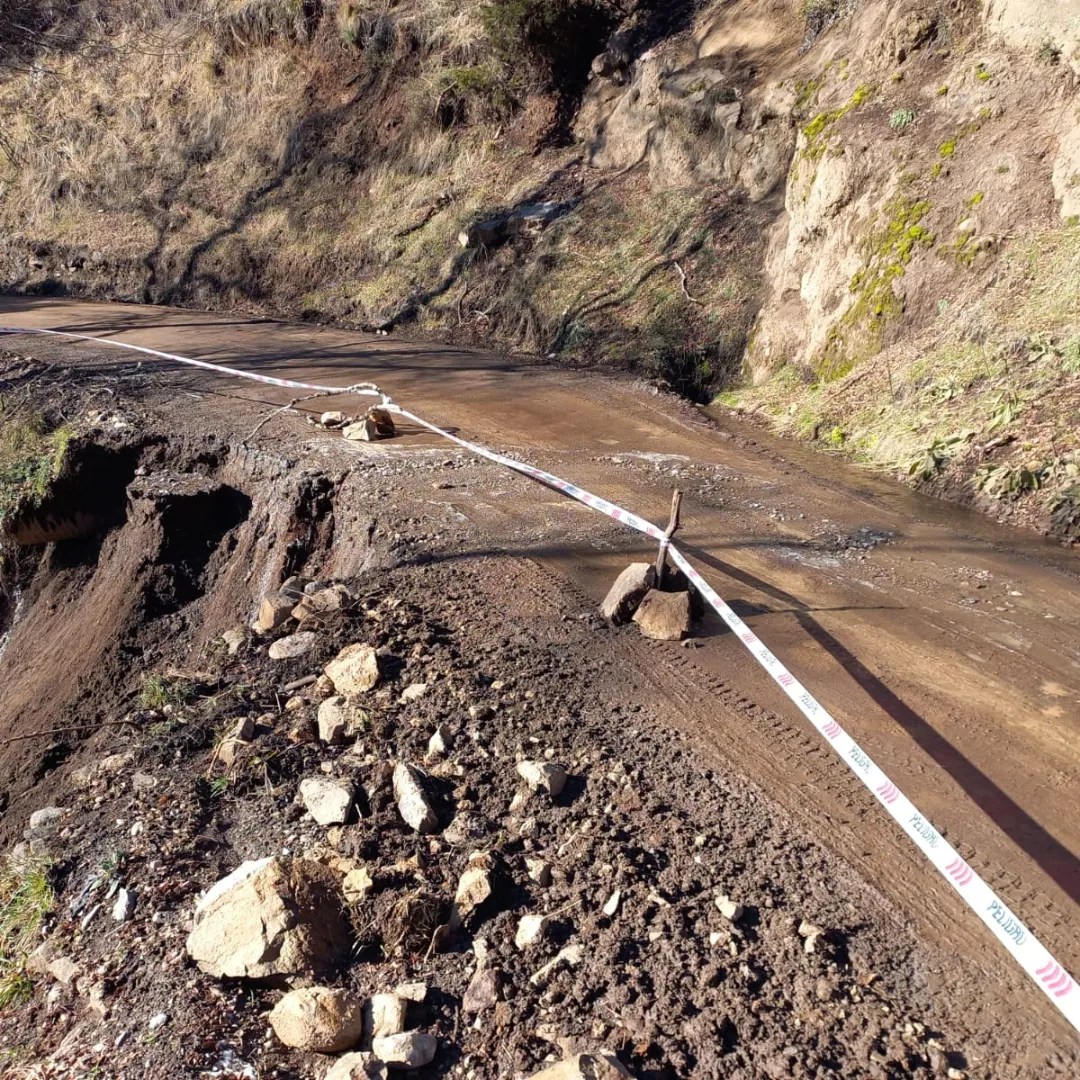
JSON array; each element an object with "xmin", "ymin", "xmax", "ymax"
[{"xmin": 655, "ymin": 488, "xmax": 683, "ymax": 585}]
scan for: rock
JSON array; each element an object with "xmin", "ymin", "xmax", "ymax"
[
  {"xmin": 269, "ymin": 986, "xmax": 364, "ymax": 1052},
  {"xmin": 232, "ymin": 716, "xmax": 256, "ymax": 742},
  {"xmin": 318, "ymin": 695, "xmax": 363, "ymax": 745},
  {"xmin": 320, "ymin": 411, "xmax": 347, "ymax": 428},
  {"xmin": 326, "ymin": 1053, "xmax": 388, "ymax": 1080},
  {"xmin": 48, "ymin": 955, "xmax": 81, "ymax": 986},
  {"xmin": 515, "ymin": 913, "xmax": 550, "ymax": 950},
  {"xmin": 525, "ymin": 858, "xmax": 552, "ymax": 887},
  {"xmin": 255, "ymin": 593, "xmax": 295, "ymax": 634},
  {"xmin": 367, "ymin": 408, "xmax": 396, "ymax": 437},
  {"xmin": 451, "ymin": 853, "xmax": 493, "ymax": 927},
  {"xmin": 371, "ymin": 1032, "xmax": 437, "ymax": 1070},
  {"xmin": 526, "ymin": 1054, "xmax": 631, "ymax": 1079},
  {"xmin": 716, "ymin": 895, "xmax": 745, "ymax": 922},
  {"xmin": 343, "ymin": 418, "xmax": 379, "ymax": 442},
  {"xmin": 222, "ymin": 628, "xmax": 246, "ymax": 655},
  {"xmin": 27, "ymin": 807, "xmax": 65, "ymax": 833},
  {"xmin": 368, "ymin": 993, "xmax": 408, "ymax": 1038},
  {"xmin": 342, "ymin": 864, "xmax": 375, "ymax": 903},
  {"xmin": 602, "ymin": 889, "xmax": 621, "ymax": 917},
  {"xmin": 299, "ymin": 778, "xmax": 354, "ymax": 826},
  {"xmin": 399, "ymin": 682, "xmax": 428, "ymax": 703},
  {"xmin": 516, "ymin": 761, "xmax": 568, "ymax": 798},
  {"xmin": 186, "ymin": 858, "xmax": 351, "ymax": 982},
  {"xmin": 530, "ymin": 943, "xmax": 583, "ymax": 987},
  {"xmin": 462, "ymin": 967, "xmax": 501, "ymax": 1014},
  {"xmin": 325, "ymin": 643, "xmax": 380, "ymax": 695},
  {"xmin": 395, "ymin": 981, "xmax": 427, "ymax": 1003},
  {"xmin": 600, "ymin": 563, "xmax": 655, "ymax": 624},
  {"xmin": 797, "ymin": 919, "xmax": 826, "ymax": 953},
  {"xmin": 294, "ymin": 584, "xmax": 351, "ymax": 624},
  {"xmin": 632, "ymin": 590, "xmax": 691, "ymax": 641},
  {"xmin": 427, "ymin": 725, "xmax": 453, "ymax": 757},
  {"xmin": 111, "ymin": 888, "xmax": 135, "ymax": 922},
  {"xmin": 147, "ymin": 1013, "xmax": 169, "ymax": 1031},
  {"xmin": 268, "ymin": 631, "xmax": 318, "ymax": 660},
  {"xmin": 392, "ymin": 763, "xmax": 438, "ymax": 834}
]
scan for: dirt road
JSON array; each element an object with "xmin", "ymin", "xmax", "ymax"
[{"xmin": 2, "ymin": 296, "xmax": 1078, "ymax": 1058}]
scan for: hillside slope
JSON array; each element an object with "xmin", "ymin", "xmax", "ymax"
[{"xmin": 0, "ymin": 0, "xmax": 1078, "ymax": 537}]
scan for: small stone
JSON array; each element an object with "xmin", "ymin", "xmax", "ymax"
[
  {"xmin": 342, "ymin": 864, "xmax": 375, "ymax": 903},
  {"xmin": 299, "ymin": 778, "xmax": 354, "ymax": 826},
  {"xmin": 395, "ymin": 981, "xmax": 427, "ymax": 1003},
  {"xmin": 232, "ymin": 716, "xmax": 256, "ymax": 742},
  {"xmin": 633, "ymin": 590, "xmax": 691, "ymax": 641},
  {"xmin": 525, "ymin": 858, "xmax": 552, "ymax": 887},
  {"xmin": 268, "ymin": 631, "xmax": 318, "ymax": 661},
  {"xmin": 222, "ymin": 628, "xmax": 246, "ymax": 655},
  {"xmin": 602, "ymin": 889, "xmax": 621, "ymax": 917},
  {"xmin": 515, "ymin": 913, "xmax": 549, "ymax": 950},
  {"xmin": 516, "ymin": 761, "xmax": 568, "ymax": 797},
  {"xmin": 526, "ymin": 1054, "xmax": 630, "ymax": 1080},
  {"xmin": 371, "ymin": 1031, "xmax": 437, "ymax": 1069},
  {"xmin": 462, "ymin": 967, "xmax": 501, "ymax": 1013},
  {"xmin": 600, "ymin": 563, "xmax": 656, "ymax": 624},
  {"xmin": 147, "ymin": 1013, "xmax": 169, "ymax": 1032},
  {"xmin": 318, "ymin": 695, "xmax": 362, "ymax": 745},
  {"xmin": 468, "ymin": 703, "xmax": 493, "ymax": 722},
  {"xmin": 254, "ymin": 593, "xmax": 295, "ymax": 634},
  {"xmin": 112, "ymin": 888, "xmax": 135, "ymax": 922},
  {"xmin": 325, "ymin": 1052, "xmax": 387, "ymax": 1080},
  {"xmin": 27, "ymin": 807, "xmax": 65, "ymax": 833},
  {"xmin": 269, "ymin": 986, "xmax": 364, "ymax": 1052},
  {"xmin": 320, "ymin": 411, "xmax": 347, "ymax": 428},
  {"xmin": 392, "ymin": 763, "xmax": 438, "ymax": 833},
  {"xmin": 519, "ymin": 816, "xmax": 539, "ymax": 839},
  {"xmin": 368, "ymin": 993, "xmax": 408, "ymax": 1039},
  {"xmin": 716, "ymin": 895, "xmax": 744, "ymax": 922},
  {"xmin": 399, "ymin": 683, "xmax": 428, "ymax": 703},
  {"xmin": 427, "ymin": 725, "xmax": 453, "ymax": 757},
  {"xmin": 947, "ymin": 1071, "xmax": 967, "ymax": 1080},
  {"xmin": 814, "ymin": 976, "xmax": 836, "ymax": 1002},
  {"xmin": 451, "ymin": 854, "xmax": 493, "ymax": 927},
  {"xmin": 325, "ymin": 643, "xmax": 380, "ymax": 695},
  {"xmin": 530, "ymin": 943, "xmax": 583, "ymax": 987},
  {"xmin": 294, "ymin": 585, "xmax": 351, "ymax": 623}
]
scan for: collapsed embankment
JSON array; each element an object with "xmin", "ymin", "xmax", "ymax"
[{"xmin": 2, "ymin": 342, "xmax": 1076, "ymax": 1078}]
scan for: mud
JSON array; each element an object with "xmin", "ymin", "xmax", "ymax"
[{"xmin": 0, "ymin": 322, "xmax": 1077, "ymax": 1078}]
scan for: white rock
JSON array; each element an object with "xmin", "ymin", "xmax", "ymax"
[
  {"xmin": 371, "ymin": 1031, "xmax": 437, "ymax": 1069},
  {"xmin": 299, "ymin": 778, "xmax": 354, "ymax": 826},
  {"xmin": 28, "ymin": 807, "xmax": 65, "ymax": 832},
  {"xmin": 147, "ymin": 1013, "xmax": 169, "ymax": 1031},
  {"xmin": 530, "ymin": 943, "xmax": 583, "ymax": 987},
  {"xmin": 112, "ymin": 888, "xmax": 134, "ymax": 922},
  {"xmin": 525, "ymin": 857, "xmax": 552, "ymax": 887},
  {"xmin": 515, "ymin": 913, "xmax": 550, "ymax": 950},
  {"xmin": 320, "ymin": 411, "xmax": 347, "ymax": 427},
  {"xmin": 602, "ymin": 889, "xmax": 621, "ymax": 917},
  {"xmin": 516, "ymin": 761, "xmax": 568, "ymax": 797},
  {"xmin": 318, "ymin": 695, "xmax": 361, "ymax": 745},
  {"xmin": 526, "ymin": 1053, "xmax": 631, "ymax": 1079},
  {"xmin": 268, "ymin": 631, "xmax": 318, "ymax": 661},
  {"xmin": 716, "ymin": 894, "xmax": 744, "ymax": 922},
  {"xmin": 399, "ymin": 683, "xmax": 428, "ymax": 703},
  {"xmin": 325, "ymin": 643, "xmax": 380, "ymax": 695},
  {"xmin": 392, "ymin": 763, "xmax": 438, "ymax": 833},
  {"xmin": 394, "ymin": 981, "xmax": 427, "ymax": 1003},
  {"xmin": 368, "ymin": 993, "xmax": 407, "ymax": 1038},
  {"xmin": 427, "ymin": 725, "xmax": 453, "ymax": 757},
  {"xmin": 451, "ymin": 856, "xmax": 492, "ymax": 927},
  {"xmin": 325, "ymin": 1052, "xmax": 388, "ymax": 1080}
]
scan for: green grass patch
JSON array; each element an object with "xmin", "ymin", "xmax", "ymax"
[
  {"xmin": 0, "ymin": 411, "xmax": 73, "ymax": 533},
  {"xmin": 139, "ymin": 673, "xmax": 195, "ymax": 711},
  {"xmin": 0, "ymin": 854, "xmax": 54, "ymax": 1010}
]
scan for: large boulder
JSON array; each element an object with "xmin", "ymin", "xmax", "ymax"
[
  {"xmin": 632, "ymin": 590, "xmax": 691, "ymax": 641},
  {"xmin": 600, "ymin": 563, "xmax": 655, "ymax": 624},
  {"xmin": 269, "ymin": 986, "xmax": 364, "ymax": 1052},
  {"xmin": 186, "ymin": 858, "xmax": 351, "ymax": 983}
]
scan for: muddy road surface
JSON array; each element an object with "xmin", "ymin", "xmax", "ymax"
[{"xmin": 0, "ymin": 296, "xmax": 1078, "ymax": 1072}]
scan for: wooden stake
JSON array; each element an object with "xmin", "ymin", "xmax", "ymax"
[{"xmin": 655, "ymin": 488, "xmax": 683, "ymax": 585}]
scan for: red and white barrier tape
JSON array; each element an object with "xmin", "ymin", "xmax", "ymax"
[{"xmin": 2, "ymin": 322, "xmax": 1077, "ymax": 1033}]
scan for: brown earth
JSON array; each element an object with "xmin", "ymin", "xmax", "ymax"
[{"xmin": 0, "ymin": 298, "xmax": 1077, "ymax": 1077}]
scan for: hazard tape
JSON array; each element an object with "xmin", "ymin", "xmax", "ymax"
[{"xmin": 2, "ymin": 321, "xmax": 1077, "ymax": 1033}]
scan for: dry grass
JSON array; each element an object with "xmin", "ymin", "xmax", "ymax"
[{"xmin": 0, "ymin": 852, "xmax": 54, "ymax": 1010}]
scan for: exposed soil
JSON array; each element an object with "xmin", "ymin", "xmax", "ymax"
[{"xmin": 0, "ymin": 316, "xmax": 1077, "ymax": 1078}]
